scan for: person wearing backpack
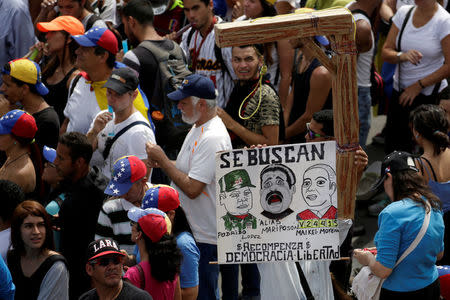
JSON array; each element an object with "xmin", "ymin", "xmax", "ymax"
[
  {"xmin": 121, "ymin": 0, "xmax": 192, "ymax": 165},
  {"xmin": 86, "ymin": 67, "xmax": 155, "ymax": 180},
  {"xmin": 180, "ymin": 0, "xmax": 236, "ymax": 109}
]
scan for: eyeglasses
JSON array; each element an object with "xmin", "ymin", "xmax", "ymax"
[
  {"xmin": 90, "ymin": 255, "xmax": 123, "ymax": 267},
  {"xmin": 306, "ymin": 122, "xmax": 328, "ymax": 140}
]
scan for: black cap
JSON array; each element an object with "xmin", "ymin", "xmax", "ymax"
[
  {"xmin": 86, "ymin": 238, "xmax": 125, "ymax": 262},
  {"xmin": 103, "ymin": 67, "xmax": 139, "ymax": 95},
  {"xmin": 370, "ymin": 151, "xmax": 419, "ymax": 193}
]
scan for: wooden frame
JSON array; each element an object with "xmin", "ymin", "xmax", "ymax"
[{"xmin": 215, "ymin": 8, "xmax": 359, "ymax": 219}]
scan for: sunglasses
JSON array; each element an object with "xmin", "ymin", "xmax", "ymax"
[
  {"xmin": 90, "ymin": 255, "xmax": 123, "ymax": 267},
  {"xmin": 45, "ymin": 161, "xmax": 56, "ymax": 168},
  {"xmin": 306, "ymin": 122, "xmax": 328, "ymax": 140}
]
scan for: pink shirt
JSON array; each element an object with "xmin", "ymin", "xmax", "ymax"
[{"xmin": 124, "ymin": 261, "xmax": 177, "ymax": 300}]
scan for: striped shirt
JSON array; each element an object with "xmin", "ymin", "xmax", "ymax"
[
  {"xmin": 181, "ymin": 16, "xmax": 236, "ymax": 108},
  {"xmin": 95, "ymin": 198, "xmax": 138, "ymax": 254}
]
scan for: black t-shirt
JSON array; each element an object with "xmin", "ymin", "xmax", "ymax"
[
  {"xmin": 33, "ymin": 106, "xmax": 60, "ymax": 149},
  {"xmin": 122, "ymin": 39, "xmax": 176, "ymax": 103},
  {"xmin": 79, "ymin": 281, "xmax": 153, "ymax": 300},
  {"xmin": 58, "ymin": 167, "xmax": 108, "ymax": 299}
]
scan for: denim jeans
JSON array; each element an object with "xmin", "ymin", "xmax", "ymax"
[
  {"xmin": 358, "ymin": 86, "xmax": 372, "ymax": 147},
  {"xmin": 197, "ymin": 243, "xmax": 220, "ymax": 300}
]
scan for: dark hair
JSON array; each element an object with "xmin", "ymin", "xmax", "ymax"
[
  {"xmin": 411, "ymin": 104, "xmax": 450, "ymax": 155},
  {"xmin": 193, "ymin": 0, "xmax": 210, "ymax": 7},
  {"xmin": 93, "ymin": 46, "xmax": 115, "ymax": 69},
  {"xmin": 0, "ymin": 180, "xmax": 25, "ymax": 222},
  {"xmin": 172, "ymin": 206, "xmax": 194, "ymax": 237},
  {"xmin": 259, "ymin": 0, "xmax": 277, "ymax": 17},
  {"xmin": 260, "ymin": 164, "xmax": 296, "ymax": 188},
  {"xmin": 122, "ymin": 0, "xmax": 154, "ymax": 25},
  {"xmin": 391, "ymin": 170, "xmax": 441, "ymax": 211},
  {"xmin": 312, "ymin": 109, "xmax": 334, "ymax": 137},
  {"xmin": 141, "ymin": 233, "xmax": 182, "ymax": 282},
  {"xmin": 42, "ymin": 32, "xmax": 79, "ymax": 79},
  {"xmin": 9, "ymin": 200, "xmax": 54, "ymax": 256},
  {"xmin": 59, "ymin": 132, "xmax": 93, "ymax": 163},
  {"xmin": 2, "ymin": 63, "xmax": 39, "ymax": 95}
]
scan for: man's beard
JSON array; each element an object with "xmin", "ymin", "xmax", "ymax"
[{"xmin": 181, "ymin": 110, "xmax": 201, "ymax": 124}]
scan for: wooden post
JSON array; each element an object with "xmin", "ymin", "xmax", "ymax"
[{"xmin": 214, "ymin": 8, "xmax": 359, "ymax": 219}]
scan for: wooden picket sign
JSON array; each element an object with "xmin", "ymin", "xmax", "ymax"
[{"xmin": 214, "ymin": 8, "xmax": 359, "ymax": 219}]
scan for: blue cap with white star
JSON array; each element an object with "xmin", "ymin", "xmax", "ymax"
[{"xmin": 104, "ymin": 155, "xmax": 147, "ymax": 196}]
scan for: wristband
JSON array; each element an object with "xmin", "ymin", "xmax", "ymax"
[{"xmin": 418, "ymin": 80, "xmax": 425, "ymax": 89}]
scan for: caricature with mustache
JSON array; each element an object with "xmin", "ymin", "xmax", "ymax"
[
  {"xmin": 297, "ymin": 164, "xmax": 337, "ymax": 220},
  {"xmin": 259, "ymin": 164, "xmax": 296, "ymax": 220}
]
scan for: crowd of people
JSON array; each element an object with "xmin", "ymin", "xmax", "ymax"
[{"xmin": 0, "ymin": 0, "xmax": 449, "ymax": 299}]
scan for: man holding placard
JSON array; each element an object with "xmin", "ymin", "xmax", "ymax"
[{"xmin": 145, "ymin": 74, "xmax": 232, "ymax": 300}]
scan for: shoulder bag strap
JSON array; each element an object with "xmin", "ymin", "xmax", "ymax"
[
  {"xmin": 102, "ymin": 121, "xmax": 151, "ymax": 160},
  {"xmin": 295, "ymin": 262, "xmax": 315, "ymax": 300},
  {"xmin": 396, "ymin": 6, "xmax": 414, "ymax": 91},
  {"xmin": 394, "ymin": 202, "xmax": 431, "ymax": 268}
]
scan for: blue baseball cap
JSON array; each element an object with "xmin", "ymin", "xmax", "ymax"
[
  {"xmin": 72, "ymin": 27, "xmax": 118, "ymax": 55},
  {"xmin": 0, "ymin": 109, "xmax": 37, "ymax": 138},
  {"xmin": 167, "ymin": 74, "xmax": 216, "ymax": 101},
  {"xmin": 104, "ymin": 156, "xmax": 147, "ymax": 196},
  {"xmin": 43, "ymin": 145, "xmax": 56, "ymax": 163},
  {"xmin": 141, "ymin": 185, "xmax": 180, "ymax": 212}
]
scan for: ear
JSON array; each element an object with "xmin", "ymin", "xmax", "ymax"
[
  {"xmin": 131, "ymin": 89, "xmax": 139, "ymax": 100},
  {"xmin": 86, "ymin": 263, "xmax": 93, "ymax": 276},
  {"xmin": 291, "ymin": 184, "xmax": 296, "ymax": 194},
  {"xmin": 136, "ymin": 230, "xmax": 143, "ymax": 241},
  {"xmin": 219, "ymin": 193, "xmax": 226, "ymax": 205},
  {"xmin": 329, "ymin": 182, "xmax": 337, "ymax": 195}
]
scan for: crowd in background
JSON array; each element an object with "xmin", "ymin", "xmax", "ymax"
[{"xmin": 0, "ymin": 0, "xmax": 449, "ymax": 299}]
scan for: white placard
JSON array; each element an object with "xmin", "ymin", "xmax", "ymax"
[{"xmin": 216, "ymin": 141, "xmax": 340, "ymax": 264}]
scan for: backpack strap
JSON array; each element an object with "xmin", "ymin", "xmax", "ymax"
[
  {"xmin": 102, "ymin": 121, "xmax": 152, "ymax": 160},
  {"xmin": 68, "ymin": 74, "xmax": 82, "ymax": 98},
  {"xmin": 136, "ymin": 263, "xmax": 146, "ymax": 289},
  {"xmin": 86, "ymin": 14, "xmax": 102, "ymax": 31}
]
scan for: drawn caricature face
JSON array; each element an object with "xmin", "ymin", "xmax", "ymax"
[
  {"xmin": 260, "ymin": 169, "xmax": 295, "ymax": 214},
  {"xmin": 301, "ymin": 167, "xmax": 336, "ymax": 209},
  {"xmin": 220, "ymin": 186, "xmax": 253, "ymax": 216}
]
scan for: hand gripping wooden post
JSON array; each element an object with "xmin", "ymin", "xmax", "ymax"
[{"xmin": 214, "ymin": 8, "xmax": 359, "ymax": 219}]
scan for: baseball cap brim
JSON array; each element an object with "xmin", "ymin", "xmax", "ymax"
[
  {"xmin": 103, "ymin": 79, "xmax": 129, "ymax": 95},
  {"xmin": 71, "ymin": 34, "xmax": 97, "ymax": 47},
  {"xmin": 167, "ymin": 89, "xmax": 190, "ymax": 101},
  {"xmin": 0, "ymin": 122, "xmax": 10, "ymax": 135},
  {"xmin": 89, "ymin": 250, "xmax": 125, "ymax": 261},
  {"xmin": 368, "ymin": 173, "xmax": 387, "ymax": 194},
  {"xmin": 36, "ymin": 82, "xmax": 49, "ymax": 96},
  {"xmin": 43, "ymin": 146, "xmax": 57, "ymax": 163},
  {"xmin": 315, "ymin": 36, "xmax": 329, "ymax": 46},
  {"xmin": 104, "ymin": 180, "xmax": 133, "ymax": 196},
  {"xmin": 37, "ymin": 22, "xmax": 65, "ymax": 33}
]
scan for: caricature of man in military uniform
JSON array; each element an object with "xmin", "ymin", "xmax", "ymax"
[{"xmin": 219, "ymin": 169, "xmax": 257, "ymax": 232}]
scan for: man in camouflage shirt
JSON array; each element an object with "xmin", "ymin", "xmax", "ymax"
[
  {"xmin": 219, "ymin": 169, "xmax": 257, "ymax": 232},
  {"xmin": 217, "ymin": 44, "xmax": 281, "ymax": 149}
]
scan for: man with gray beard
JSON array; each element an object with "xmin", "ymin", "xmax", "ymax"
[{"xmin": 145, "ymin": 74, "xmax": 232, "ymax": 300}]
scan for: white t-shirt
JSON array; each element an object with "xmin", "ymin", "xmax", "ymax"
[
  {"xmin": 92, "ymin": 0, "xmax": 117, "ymax": 25},
  {"xmin": 346, "ymin": 2, "xmax": 374, "ymax": 87},
  {"xmin": 181, "ymin": 17, "xmax": 236, "ymax": 108},
  {"xmin": 81, "ymin": 13, "xmax": 107, "ymax": 29},
  {"xmin": 172, "ymin": 116, "xmax": 232, "ymax": 245},
  {"xmin": 396, "ymin": 0, "xmax": 449, "ymax": 10},
  {"xmin": 393, "ymin": 5, "xmax": 450, "ymax": 95},
  {"xmin": 258, "ymin": 262, "xmax": 306, "ymax": 300},
  {"xmin": 0, "ymin": 228, "xmax": 11, "ymax": 261},
  {"xmin": 64, "ymin": 77, "xmax": 103, "ymax": 134},
  {"xmin": 90, "ymin": 111, "xmax": 155, "ymax": 180}
]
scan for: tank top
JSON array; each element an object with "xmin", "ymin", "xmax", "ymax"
[
  {"xmin": 418, "ymin": 156, "xmax": 450, "ymax": 212},
  {"xmin": 7, "ymin": 253, "xmax": 67, "ymax": 300},
  {"xmin": 289, "ymin": 54, "xmax": 332, "ymax": 144},
  {"xmin": 43, "ymin": 67, "xmax": 77, "ymax": 124}
]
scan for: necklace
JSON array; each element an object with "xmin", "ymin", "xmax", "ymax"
[{"xmin": 2, "ymin": 152, "xmax": 29, "ymax": 169}]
